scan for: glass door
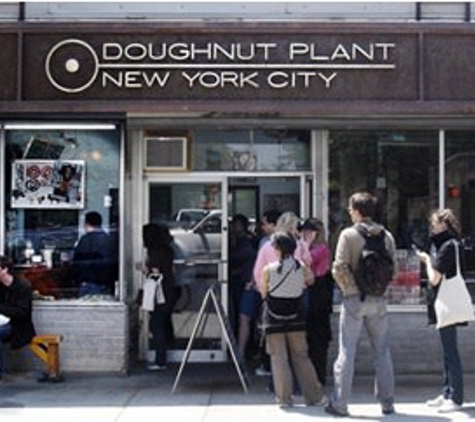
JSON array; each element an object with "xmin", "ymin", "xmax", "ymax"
[{"xmin": 144, "ymin": 176, "xmax": 228, "ymax": 363}]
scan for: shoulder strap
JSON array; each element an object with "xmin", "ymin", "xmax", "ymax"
[
  {"xmin": 451, "ymin": 239, "xmax": 462, "ymax": 276},
  {"xmin": 268, "ymin": 262, "xmax": 296, "ymax": 295},
  {"xmin": 355, "ymin": 224, "xmax": 367, "ymax": 237},
  {"xmin": 356, "ymin": 224, "xmax": 385, "ymax": 240}
]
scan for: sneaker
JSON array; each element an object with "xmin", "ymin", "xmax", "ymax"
[
  {"xmin": 306, "ymin": 395, "xmax": 328, "ymax": 406},
  {"xmin": 324, "ymin": 402, "xmax": 349, "ymax": 417},
  {"xmin": 255, "ymin": 365, "xmax": 271, "ymax": 377},
  {"xmin": 275, "ymin": 396, "xmax": 293, "ymax": 408},
  {"xmin": 426, "ymin": 395, "xmax": 446, "ymax": 407},
  {"xmin": 382, "ymin": 404, "xmax": 395, "ymax": 415},
  {"xmin": 437, "ymin": 400, "xmax": 462, "ymax": 413},
  {"xmin": 147, "ymin": 364, "xmax": 167, "ymax": 371}
]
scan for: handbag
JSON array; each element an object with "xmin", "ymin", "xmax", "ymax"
[{"xmin": 435, "ymin": 240, "xmax": 475, "ymax": 329}]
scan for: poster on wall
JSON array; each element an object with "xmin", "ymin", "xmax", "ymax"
[{"xmin": 11, "ymin": 160, "xmax": 85, "ymax": 209}]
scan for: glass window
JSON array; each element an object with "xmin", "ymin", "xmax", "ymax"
[
  {"xmin": 328, "ymin": 130, "xmax": 439, "ymax": 304},
  {"xmin": 192, "ymin": 129, "xmax": 311, "ymax": 171},
  {"xmin": 3, "ymin": 126, "xmax": 121, "ymax": 300},
  {"xmin": 446, "ymin": 131, "xmax": 475, "ymax": 280},
  {"xmin": 148, "ymin": 181, "xmax": 223, "ymax": 351}
]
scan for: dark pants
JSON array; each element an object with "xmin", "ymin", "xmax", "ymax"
[
  {"xmin": 0, "ymin": 323, "xmax": 13, "ymax": 377},
  {"xmin": 306, "ymin": 279, "xmax": 333, "ymax": 386},
  {"xmin": 150, "ymin": 306, "xmax": 170, "ymax": 366},
  {"xmin": 439, "ymin": 325, "xmax": 464, "ymax": 405}
]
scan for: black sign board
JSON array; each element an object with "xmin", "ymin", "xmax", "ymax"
[{"xmin": 21, "ymin": 31, "xmax": 418, "ymax": 101}]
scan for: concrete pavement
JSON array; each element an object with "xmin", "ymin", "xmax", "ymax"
[{"xmin": 1, "ymin": 363, "xmax": 475, "ymax": 421}]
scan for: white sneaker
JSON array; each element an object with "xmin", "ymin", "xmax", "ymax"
[
  {"xmin": 437, "ymin": 400, "xmax": 462, "ymax": 413},
  {"xmin": 426, "ymin": 395, "xmax": 446, "ymax": 407},
  {"xmin": 307, "ymin": 395, "xmax": 328, "ymax": 406},
  {"xmin": 255, "ymin": 365, "xmax": 271, "ymax": 376},
  {"xmin": 147, "ymin": 364, "xmax": 167, "ymax": 371}
]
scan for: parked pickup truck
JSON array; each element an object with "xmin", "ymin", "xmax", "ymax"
[{"xmin": 170, "ymin": 210, "xmax": 223, "ymax": 286}]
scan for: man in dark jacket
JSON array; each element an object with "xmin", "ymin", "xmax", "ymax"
[
  {"xmin": 73, "ymin": 211, "xmax": 116, "ymax": 297},
  {"xmin": 0, "ymin": 255, "xmax": 36, "ymax": 380}
]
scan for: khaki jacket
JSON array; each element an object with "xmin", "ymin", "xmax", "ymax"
[{"xmin": 331, "ymin": 219, "xmax": 396, "ymax": 297}]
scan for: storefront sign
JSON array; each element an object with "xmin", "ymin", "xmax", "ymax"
[
  {"xmin": 6, "ymin": 27, "xmax": 474, "ymax": 104},
  {"xmin": 44, "ymin": 39, "xmax": 396, "ymax": 93},
  {"xmin": 21, "ymin": 32, "xmax": 418, "ymax": 101}
]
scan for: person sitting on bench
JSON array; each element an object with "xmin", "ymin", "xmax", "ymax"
[{"xmin": 0, "ymin": 255, "xmax": 36, "ymax": 381}]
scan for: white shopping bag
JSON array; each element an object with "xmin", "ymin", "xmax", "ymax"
[{"xmin": 0, "ymin": 313, "xmax": 11, "ymax": 326}]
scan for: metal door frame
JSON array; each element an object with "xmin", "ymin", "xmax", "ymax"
[
  {"xmin": 139, "ymin": 172, "xmax": 314, "ymax": 362},
  {"xmin": 141, "ymin": 174, "xmax": 228, "ymax": 362}
]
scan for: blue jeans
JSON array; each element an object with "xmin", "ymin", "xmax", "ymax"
[
  {"xmin": 439, "ymin": 325, "xmax": 464, "ymax": 405},
  {"xmin": 330, "ymin": 295, "xmax": 394, "ymax": 413},
  {"xmin": 0, "ymin": 323, "xmax": 13, "ymax": 377}
]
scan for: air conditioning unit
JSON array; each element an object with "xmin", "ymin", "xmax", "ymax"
[{"xmin": 145, "ymin": 137, "xmax": 187, "ymax": 170}]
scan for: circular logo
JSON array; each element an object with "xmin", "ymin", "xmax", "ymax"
[{"xmin": 45, "ymin": 39, "xmax": 99, "ymax": 93}]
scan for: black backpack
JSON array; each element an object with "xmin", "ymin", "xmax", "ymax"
[{"xmin": 354, "ymin": 225, "xmax": 394, "ymax": 301}]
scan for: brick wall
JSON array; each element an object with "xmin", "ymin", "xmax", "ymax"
[
  {"xmin": 6, "ymin": 301, "xmax": 129, "ymax": 374},
  {"xmin": 7, "ymin": 303, "xmax": 475, "ymax": 376}
]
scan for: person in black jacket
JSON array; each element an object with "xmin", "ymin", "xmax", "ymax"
[
  {"xmin": 73, "ymin": 211, "xmax": 116, "ymax": 297},
  {"xmin": 141, "ymin": 223, "xmax": 180, "ymax": 370},
  {"xmin": 417, "ymin": 209, "xmax": 468, "ymax": 413},
  {"xmin": 0, "ymin": 255, "xmax": 36, "ymax": 380}
]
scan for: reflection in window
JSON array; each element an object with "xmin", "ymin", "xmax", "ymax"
[
  {"xmin": 446, "ymin": 131, "xmax": 475, "ymax": 279},
  {"xmin": 329, "ymin": 130, "xmax": 438, "ymax": 248},
  {"xmin": 328, "ymin": 130, "xmax": 439, "ymax": 305},
  {"xmin": 192, "ymin": 129, "xmax": 311, "ymax": 171},
  {"xmin": 4, "ymin": 128, "xmax": 121, "ymax": 300}
]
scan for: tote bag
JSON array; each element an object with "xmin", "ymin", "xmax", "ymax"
[{"xmin": 435, "ymin": 241, "xmax": 475, "ymax": 329}]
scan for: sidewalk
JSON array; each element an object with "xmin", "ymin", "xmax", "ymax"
[{"xmin": 1, "ymin": 362, "xmax": 475, "ymax": 422}]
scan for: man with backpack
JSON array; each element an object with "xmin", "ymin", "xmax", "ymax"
[{"xmin": 325, "ymin": 192, "xmax": 397, "ymax": 417}]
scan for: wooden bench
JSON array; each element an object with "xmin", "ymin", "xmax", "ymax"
[{"xmin": 29, "ymin": 334, "xmax": 63, "ymax": 382}]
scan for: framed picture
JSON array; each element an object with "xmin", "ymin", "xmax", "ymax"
[{"xmin": 11, "ymin": 160, "xmax": 85, "ymax": 209}]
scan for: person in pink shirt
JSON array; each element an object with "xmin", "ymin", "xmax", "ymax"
[
  {"xmin": 254, "ymin": 211, "xmax": 312, "ymax": 292},
  {"xmin": 300, "ymin": 218, "xmax": 334, "ymax": 386}
]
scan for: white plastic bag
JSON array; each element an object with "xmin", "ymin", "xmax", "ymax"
[
  {"xmin": 0, "ymin": 314, "xmax": 11, "ymax": 326},
  {"xmin": 140, "ymin": 273, "xmax": 164, "ymax": 311}
]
